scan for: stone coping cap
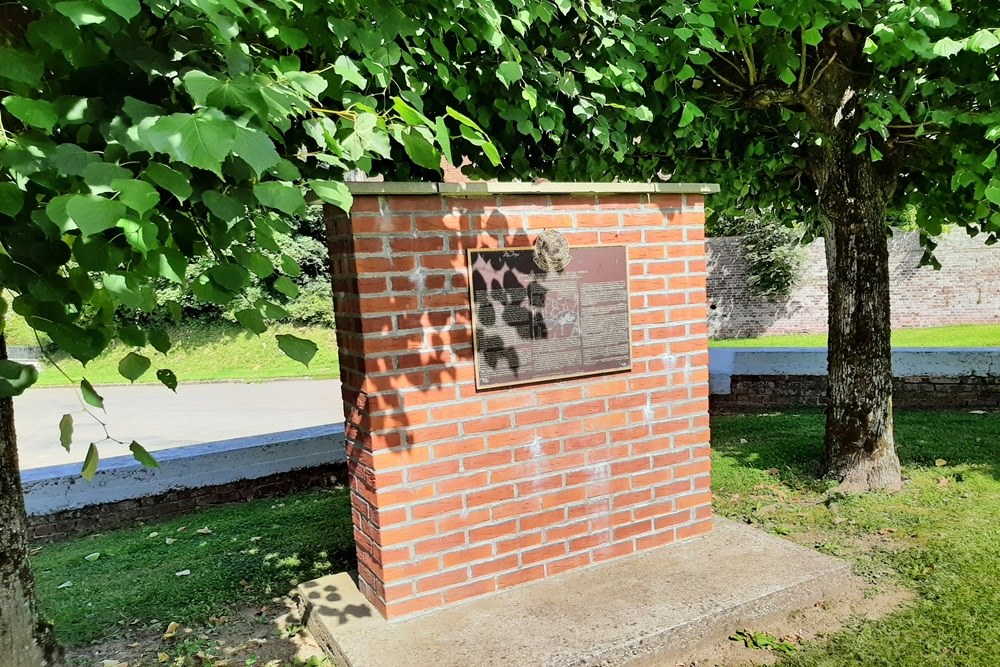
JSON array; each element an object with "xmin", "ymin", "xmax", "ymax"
[{"xmin": 346, "ymin": 181, "xmax": 720, "ymax": 196}]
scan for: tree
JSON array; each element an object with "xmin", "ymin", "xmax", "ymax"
[
  {"xmin": 0, "ymin": 0, "xmax": 503, "ymax": 661},
  {"xmin": 377, "ymin": 1, "xmax": 999, "ymax": 492}
]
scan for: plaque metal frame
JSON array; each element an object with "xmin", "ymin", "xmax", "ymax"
[{"xmin": 467, "ymin": 244, "xmax": 633, "ymax": 390}]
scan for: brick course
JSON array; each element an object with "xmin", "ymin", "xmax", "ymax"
[
  {"xmin": 711, "ymin": 374, "xmax": 1000, "ymax": 412},
  {"xmin": 325, "ymin": 188, "xmax": 712, "ymax": 619}
]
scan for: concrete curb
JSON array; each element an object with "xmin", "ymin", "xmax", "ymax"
[{"xmin": 22, "ymin": 424, "xmax": 346, "ymax": 516}]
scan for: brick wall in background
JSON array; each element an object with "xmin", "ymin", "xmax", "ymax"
[
  {"xmin": 708, "ymin": 230, "xmax": 1000, "ymax": 338},
  {"xmin": 325, "ymin": 183, "xmax": 714, "ymax": 619}
]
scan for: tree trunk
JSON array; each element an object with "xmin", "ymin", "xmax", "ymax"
[
  {"xmin": 818, "ymin": 163, "xmax": 903, "ymax": 493},
  {"xmin": 802, "ymin": 29, "xmax": 904, "ymax": 493},
  {"xmin": 0, "ymin": 335, "xmax": 64, "ymax": 666}
]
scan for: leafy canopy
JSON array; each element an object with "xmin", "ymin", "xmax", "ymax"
[
  {"xmin": 0, "ymin": 0, "xmax": 504, "ymax": 469},
  {"xmin": 391, "ymin": 1, "xmax": 1000, "ymax": 255}
]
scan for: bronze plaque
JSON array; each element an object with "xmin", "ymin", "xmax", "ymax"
[{"xmin": 468, "ymin": 245, "xmax": 632, "ymax": 389}]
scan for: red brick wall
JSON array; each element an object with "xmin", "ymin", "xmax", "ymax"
[{"xmin": 325, "ymin": 188, "xmax": 712, "ymax": 619}]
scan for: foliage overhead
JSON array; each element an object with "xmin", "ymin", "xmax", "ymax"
[
  {"xmin": 3, "ymin": 0, "xmax": 1000, "ymax": 466},
  {"xmin": 383, "ymin": 1, "xmax": 1000, "ymax": 256}
]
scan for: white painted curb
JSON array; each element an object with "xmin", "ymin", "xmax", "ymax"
[
  {"xmin": 709, "ymin": 347, "xmax": 1000, "ymax": 395},
  {"xmin": 22, "ymin": 424, "xmax": 346, "ymax": 516}
]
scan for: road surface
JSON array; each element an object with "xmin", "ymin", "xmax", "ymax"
[{"xmin": 13, "ymin": 379, "xmax": 342, "ymax": 470}]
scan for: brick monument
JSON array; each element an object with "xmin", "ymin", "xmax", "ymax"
[{"xmin": 324, "ymin": 181, "xmax": 717, "ymax": 619}]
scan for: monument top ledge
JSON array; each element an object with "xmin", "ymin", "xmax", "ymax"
[{"xmin": 345, "ymin": 181, "xmax": 721, "ymax": 196}]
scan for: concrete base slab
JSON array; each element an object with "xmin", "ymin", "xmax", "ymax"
[{"xmin": 298, "ymin": 519, "xmax": 852, "ymax": 667}]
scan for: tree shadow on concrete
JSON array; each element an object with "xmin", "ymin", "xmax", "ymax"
[{"xmin": 298, "ymin": 574, "xmax": 372, "ymax": 626}]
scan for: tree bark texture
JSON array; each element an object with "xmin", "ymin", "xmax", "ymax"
[
  {"xmin": 805, "ymin": 28, "xmax": 903, "ymax": 492},
  {"xmin": 0, "ymin": 335, "xmax": 64, "ymax": 666}
]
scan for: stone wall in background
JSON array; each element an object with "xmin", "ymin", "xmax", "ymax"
[{"xmin": 707, "ymin": 230, "xmax": 1000, "ymax": 338}]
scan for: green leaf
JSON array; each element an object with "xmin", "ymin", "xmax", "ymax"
[
  {"xmin": 203, "ymin": 191, "xmax": 246, "ymax": 222},
  {"xmin": 2, "ymin": 97, "xmax": 59, "ymax": 133},
  {"xmin": 679, "ymin": 101, "xmax": 703, "ymax": 128},
  {"xmin": 759, "ymin": 9, "xmax": 781, "ymax": 27},
  {"xmin": 497, "ymin": 61, "xmax": 524, "ymax": 88},
  {"xmin": 968, "ymin": 29, "xmax": 1000, "ymax": 53},
  {"xmin": 141, "ymin": 111, "xmax": 238, "ymax": 176},
  {"xmin": 59, "ymin": 414, "xmax": 74, "ymax": 451},
  {"xmin": 0, "ymin": 183, "xmax": 24, "ymax": 218},
  {"xmin": 66, "ymin": 195, "xmax": 127, "ymax": 236},
  {"xmin": 148, "ymin": 328, "xmax": 171, "ymax": 354},
  {"xmin": 310, "ymin": 180, "xmax": 353, "ymax": 213},
  {"xmin": 435, "ymin": 116, "xmax": 454, "ymax": 167},
  {"xmin": 0, "ymin": 361, "xmax": 38, "ymax": 398},
  {"xmin": 334, "ymin": 55, "xmax": 367, "ymax": 88},
  {"xmin": 985, "ymin": 185, "xmax": 1000, "ymax": 206},
  {"xmin": 55, "ymin": 1, "xmax": 107, "ymax": 26},
  {"xmin": 932, "ymin": 37, "xmax": 965, "ymax": 58},
  {"xmin": 0, "ymin": 48, "xmax": 44, "ymax": 85},
  {"xmin": 118, "ymin": 352, "xmax": 151, "ymax": 382},
  {"xmin": 182, "ymin": 70, "xmax": 221, "ymax": 106},
  {"xmin": 81, "ymin": 379, "xmax": 104, "ymax": 409},
  {"xmin": 280, "ymin": 254, "xmax": 301, "ymax": 278},
  {"xmin": 156, "ymin": 368, "xmax": 178, "ymax": 392},
  {"xmin": 235, "ymin": 308, "xmax": 267, "ymax": 335},
  {"xmin": 232, "ymin": 126, "xmax": 281, "ymax": 177},
  {"xmin": 254, "ymin": 181, "xmax": 305, "ymax": 215},
  {"xmin": 276, "ymin": 334, "xmax": 318, "ymax": 367},
  {"xmin": 156, "ymin": 248, "xmax": 188, "ymax": 283},
  {"xmin": 144, "ymin": 163, "xmax": 193, "ymax": 201},
  {"xmin": 81, "ymin": 443, "xmax": 99, "ymax": 481},
  {"xmin": 273, "ymin": 275, "xmax": 300, "ymax": 298},
  {"xmin": 401, "ymin": 129, "xmax": 441, "ymax": 170},
  {"xmin": 101, "ymin": 0, "xmax": 140, "ymax": 20},
  {"xmin": 129, "ymin": 441, "xmax": 160, "ymax": 468},
  {"xmin": 112, "ymin": 179, "xmax": 159, "ymax": 215}
]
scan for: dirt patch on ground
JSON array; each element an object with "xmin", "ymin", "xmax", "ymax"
[
  {"xmin": 662, "ymin": 576, "xmax": 912, "ymax": 667},
  {"xmin": 65, "ymin": 597, "xmax": 326, "ymax": 667}
]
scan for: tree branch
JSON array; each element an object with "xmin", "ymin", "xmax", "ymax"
[{"xmin": 732, "ymin": 13, "xmax": 757, "ymax": 85}]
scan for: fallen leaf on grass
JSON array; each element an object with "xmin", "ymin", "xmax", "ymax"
[
  {"xmin": 157, "ymin": 653, "xmax": 170, "ymax": 663},
  {"xmin": 176, "ymin": 526, "xmax": 187, "ymax": 532},
  {"xmin": 148, "ymin": 532, "xmax": 159, "ymax": 538},
  {"xmin": 935, "ymin": 459, "xmax": 948, "ymax": 467},
  {"xmin": 969, "ymin": 410, "xmax": 986, "ymax": 414},
  {"xmin": 162, "ymin": 621, "xmax": 180, "ymax": 640},
  {"xmin": 249, "ymin": 536, "xmax": 262, "ymax": 542},
  {"xmin": 84, "ymin": 552, "xmax": 101, "ymax": 562},
  {"xmin": 196, "ymin": 527, "xmax": 213, "ymax": 535},
  {"xmin": 57, "ymin": 581, "xmax": 73, "ymax": 589},
  {"xmin": 175, "ymin": 569, "xmax": 191, "ymax": 577},
  {"xmin": 766, "ymin": 468, "xmax": 780, "ymax": 476},
  {"xmin": 165, "ymin": 538, "xmax": 177, "ymax": 545}
]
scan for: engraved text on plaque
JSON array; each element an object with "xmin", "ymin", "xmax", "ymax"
[{"xmin": 468, "ymin": 245, "xmax": 632, "ymax": 389}]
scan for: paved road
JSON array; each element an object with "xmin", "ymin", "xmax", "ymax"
[{"xmin": 13, "ymin": 380, "xmax": 342, "ymax": 470}]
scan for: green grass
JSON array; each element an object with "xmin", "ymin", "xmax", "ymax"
[
  {"xmin": 16, "ymin": 321, "xmax": 341, "ymax": 387},
  {"xmin": 713, "ymin": 409, "xmax": 1000, "ymax": 666},
  {"xmin": 31, "ymin": 488, "xmax": 355, "ymax": 647},
  {"xmin": 33, "ymin": 409, "xmax": 1000, "ymax": 664},
  {"xmin": 709, "ymin": 323, "xmax": 1000, "ymax": 348}
]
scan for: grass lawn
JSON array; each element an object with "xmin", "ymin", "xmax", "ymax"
[
  {"xmin": 3, "ymin": 317, "xmax": 340, "ymax": 387},
  {"xmin": 31, "ymin": 409, "xmax": 1000, "ymax": 665},
  {"xmin": 710, "ymin": 323, "xmax": 1000, "ymax": 348},
  {"xmin": 31, "ymin": 488, "xmax": 355, "ymax": 648},
  {"xmin": 713, "ymin": 409, "xmax": 1000, "ymax": 666}
]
